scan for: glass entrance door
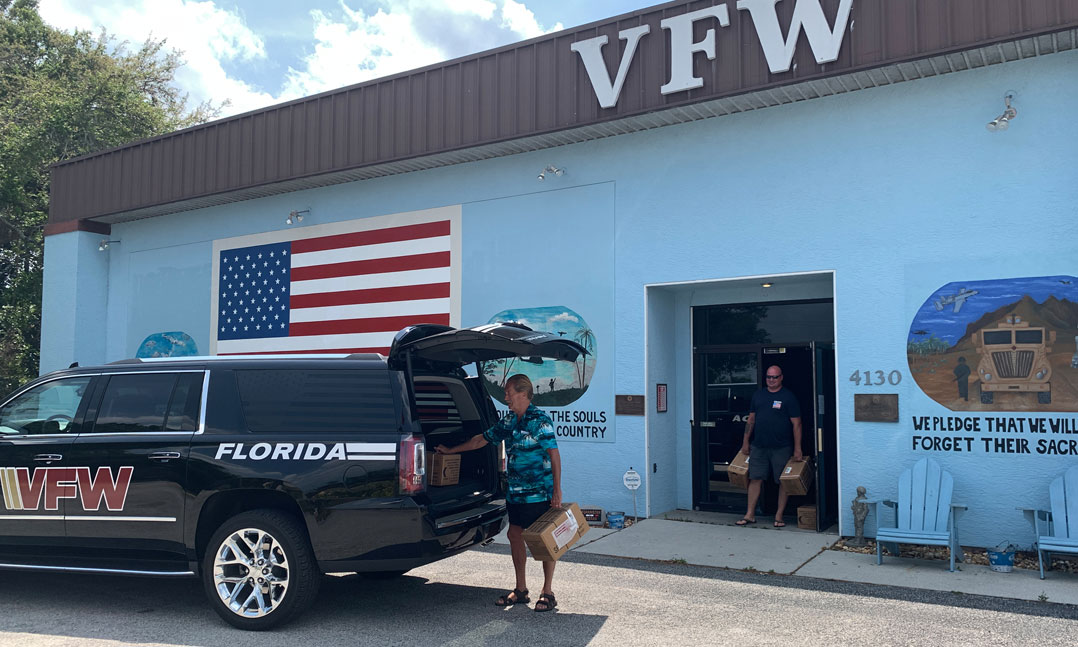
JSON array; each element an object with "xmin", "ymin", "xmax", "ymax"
[
  {"xmin": 690, "ymin": 299, "xmax": 836, "ymax": 519},
  {"xmin": 692, "ymin": 350, "xmax": 759, "ymax": 510},
  {"xmin": 813, "ymin": 342, "xmax": 838, "ymax": 531}
]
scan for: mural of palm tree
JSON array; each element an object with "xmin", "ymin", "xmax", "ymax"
[
  {"xmin": 573, "ymin": 327, "xmax": 595, "ymax": 388},
  {"xmin": 499, "ymin": 356, "xmax": 518, "ymax": 388}
]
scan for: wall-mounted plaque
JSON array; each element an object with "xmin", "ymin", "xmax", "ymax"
[
  {"xmin": 854, "ymin": 393, "xmax": 899, "ymax": 422},
  {"xmin": 615, "ymin": 395, "xmax": 645, "ymax": 416}
]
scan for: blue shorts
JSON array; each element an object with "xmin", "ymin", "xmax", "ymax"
[{"xmin": 748, "ymin": 445, "xmax": 792, "ymax": 484}]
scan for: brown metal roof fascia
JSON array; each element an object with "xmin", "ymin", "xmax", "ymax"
[
  {"xmin": 48, "ymin": 0, "xmax": 1078, "ymax": 227},
  {"xmin": 43, "ymin": 219, "xmax": 110, "ymax": 237}
]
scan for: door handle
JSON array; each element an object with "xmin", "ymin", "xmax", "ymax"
[
  {"xmin": 34, "ymin": 454, "xmax": 63, "ymax": 463},
  {"xmin": 149, "ymin": 451, "xmax": 182, "ymax": 462}
]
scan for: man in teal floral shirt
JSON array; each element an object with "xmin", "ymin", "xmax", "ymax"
[{"xmin": 435, "ymin": 374, "xmax": 562, "ymax": 612}]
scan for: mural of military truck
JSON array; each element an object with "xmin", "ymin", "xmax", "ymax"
[
  {"xmin": 972, "ymin": 313, "xmax": 1055, "ymax": 404},
  {"xmin": 907, "ymin": 275, "xmax": 1078, "ymax": 412}
]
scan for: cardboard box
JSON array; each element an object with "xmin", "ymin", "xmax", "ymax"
[
  {"xmin": 726, "ymin": 451, "xmax": 751, "ymax": 490},
  {"xmin": 522, "ymin": 503, "xmax": 589, "ymax": 562},
  {"xmin": 797, "ymin": 505, "xmax": 817, "ymax": 530},
  {"xmin": 580, "ymin": 506, "xmax": 605, "ymax": 527},
  {"xmin": 426, "ymin": 452, "xmax": 460, "ymax": 486},
  {"xmin": 780, "ymin": 458, "xmax": 814, "ymax": 495}
]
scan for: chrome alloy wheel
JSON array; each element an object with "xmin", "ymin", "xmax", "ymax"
[{"xmin": 212, "ymin": 527, "xmax": 290, "ymax": 618}]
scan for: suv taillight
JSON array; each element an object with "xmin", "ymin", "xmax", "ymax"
[{"xmin": 398, "ymin": 433, "xmax": 426, "ymax": 495}]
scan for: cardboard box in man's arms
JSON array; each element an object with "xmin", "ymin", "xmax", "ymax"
[
  {"xmin": 780, "ymin": 458, "xmax": 814, "ymax": 495},
  {"xmin": 726, "ymin": 451, "xmax": 751, "ymax": 490},
  {"xmin": 522, "ymin": 503, "xmax": 589, "ymax": 561}
]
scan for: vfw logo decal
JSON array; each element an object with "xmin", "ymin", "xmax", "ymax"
[{"xmin": 0, "ymin": 467, "xmax": 133, "ymax": 511}]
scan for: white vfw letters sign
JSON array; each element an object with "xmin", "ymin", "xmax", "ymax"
[{"xmin": 571, "ymin": 0, "xmax": 854, "ymax": 108}]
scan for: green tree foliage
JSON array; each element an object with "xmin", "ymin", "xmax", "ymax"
[
  {"xmin": 907, "ymin": 334, "xmax": 951, "ymax": 356},
  {"xmin": 0, "ymin": 0, "xmax": 219, "ymax": 395}
]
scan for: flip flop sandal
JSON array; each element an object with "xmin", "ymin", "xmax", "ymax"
[
  {"xmin": 773, "ymin": 520, "xmax": 787, "ymax": 528},
  {"xmin": 735, "ymin": 518, "xmax": 756, "ymax": 526},
  {"xmin": 495, "ymin": 588, "xmax": 529, "ymax": 606},
  {"xmin": 534, "ymin": 592, "xmax": 557, "ymax": 612}
]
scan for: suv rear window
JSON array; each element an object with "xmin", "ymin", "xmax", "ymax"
[
  {"xmin": 235, "ymin": 369, "xmax": 397, "ymax": 433},
  {"xmin": 93, "ymin": 372, "xmax": 204, "ymax": 433}
]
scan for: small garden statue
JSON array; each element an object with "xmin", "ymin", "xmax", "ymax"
[{"xmin": 850, "ymin": 486, "xmax": 869, "ymax": 547}]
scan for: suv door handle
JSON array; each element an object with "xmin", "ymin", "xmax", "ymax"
[
  {"xmin": 34, "ymin": 454, "xmax": 62, "ymax": 463},
  {"xmin": 149, "ymin": 451, "xmax": 182, "ymax": 462}
]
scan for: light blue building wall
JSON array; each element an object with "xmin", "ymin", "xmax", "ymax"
[{"xmin": 41, "ymin": 49, "xmax": 1078, "ymax": 549}]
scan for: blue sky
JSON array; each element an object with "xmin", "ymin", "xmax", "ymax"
[
  {"xmin": 38, "ymin": 1, "xmax": 652, "ymax": 118},
  {"xmin": 909, "ymin": 276, "xmax": 1078, "ymax": 346}
]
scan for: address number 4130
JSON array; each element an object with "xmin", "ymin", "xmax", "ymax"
[{"xmin": 849, "ymin": 370, "xmax": 902, "ymax": 386}]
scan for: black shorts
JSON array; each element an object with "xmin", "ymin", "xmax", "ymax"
[
  {"xmin": 748, "ymin": 445, "xmax": 793, "ymax": 484},
  {"xmin": 507, "ymin": 501, "xmax": 551, "ymax": 529}
]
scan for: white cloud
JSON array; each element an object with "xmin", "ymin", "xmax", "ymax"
[
  {"xmin": 37, "ymin": 0, "xmax": 564, "ymax": 118},
  {"xmin": 279, "ymin": 4, "xmax": 447, "ymax": 99},
  {"xmin": 446, "ymin": 0, "xmax": 498, "ymax": 20},
  {"xmin": 38, "ymin": 0, "xmax": 275, "ymax": 115},
  {"xmin": 281, "ymin": 0, "xmax": 564, "ymax": 100},
  {"xmin": 550, "ymin": 312, "xmax": 579, "ymax": 324},
  {"xmin": 501, "ymin": 0, "xmax": 561, "ymax": 39}
]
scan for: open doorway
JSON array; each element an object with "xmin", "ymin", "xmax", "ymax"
[{"xmin": 690, "ymin": 299, "xmax": 837, "ymax": 531}]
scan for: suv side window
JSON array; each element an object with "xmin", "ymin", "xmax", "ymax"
[
  {"xmin": 235, "ymin": 369, "xmax": 395, "ymax": 432},
  {"xmin": 0, "ymin": 376, "xmax": 93, "ymax": 436},
  {"xmin": 165, "ymin": 373, "xmax": 205, "ymax": 431},
  {"xmin": 93, "ymin": 373, "xmax": 203, "ymax": 434}
]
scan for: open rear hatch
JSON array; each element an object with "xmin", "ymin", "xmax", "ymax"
[
  {"xmin": 389, "ymin": 322, "xmax": 587, "ymax": 370},
  {"xmin": 390, "ymin": 323, "xmax": 587, "ymax": 512}
]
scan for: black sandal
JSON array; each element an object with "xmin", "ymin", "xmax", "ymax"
[
  {"xmin": 534, "ymin": 592, "xmax": 557, "ymax": 612},
  {"xmin": 495, "ymin": 588, "xmax": 529, "ymax": 606}
]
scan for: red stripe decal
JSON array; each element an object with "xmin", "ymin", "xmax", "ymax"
[
  {"xmin": 292, "ymin": 251, "xmax": 450, "ymax": 282},
  {"xmin": 291, "ymin": 282, "xmax": 451, "ymax": 309},
  {"xmin": 292, "ymin": 221, "xmax": 451, "ymax": 254},
  {"xmin": 290, "ymin": 313, "xmax": 451, "ymax": 337}
]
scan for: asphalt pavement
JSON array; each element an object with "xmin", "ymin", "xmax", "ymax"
[
  {"xmin": 3, "ymin": 510, "xmax": 1076, "ymax": 646},
  {"xmin": 4, "ymin": 546, "xmax": 1077, "ymax": 647}
]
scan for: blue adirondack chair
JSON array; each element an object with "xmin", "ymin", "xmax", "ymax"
[
  {"xmin": 1025, "ymin": 465, "xmax": 1078, "ymax": 579},
  {"xmin": 869, "ymin": 457, "xmax": 966, "ymax": 571}
]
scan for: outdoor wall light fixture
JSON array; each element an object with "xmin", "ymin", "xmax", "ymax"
[
  {"xmin": 761, "ymin": 282, "xmax": 773, "ymax": 288},
  {"xmin": 286, "ymin": 209, "xmax": 309, "ymax": 225},
  {"xmin": 986, "ymin": 92, "xmax": 1017, "ymax": 132},
  {"xmin": 537, "ymin": 165, "xmax": 565, "ymax": 181},
  {"xmin": 98, "ymin": 239, "xmax": 120, "ymax": 252}
]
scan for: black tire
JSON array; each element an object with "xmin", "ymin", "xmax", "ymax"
[
  {"xmin": 980, "ymin": 388, "xmax": 993, "ymax": 404},
  {"xmin": 202, "ymin": 509, "xmax": 321, "ymax": 631},
  {"xmin": 1038, "ymin": 390, "xmax": 1052, "ymax": 404}
]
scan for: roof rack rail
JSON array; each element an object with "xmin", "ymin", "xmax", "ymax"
[{"xmin": 103, "ymin": 354, "xmax": 384, "ymax": 365}]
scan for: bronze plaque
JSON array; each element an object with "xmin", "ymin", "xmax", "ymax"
[
  {"xmin": 854, "ymin": 393, "xmax": 899, "ymax": 422},
  {"xmin": 615, "ymin": 395, "xmax": 645, "ymax": 416}
]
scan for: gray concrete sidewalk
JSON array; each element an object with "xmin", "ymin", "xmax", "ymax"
[{"xmin": 494, "ymin": 510, "xmax": 1078, "ymax": 605}]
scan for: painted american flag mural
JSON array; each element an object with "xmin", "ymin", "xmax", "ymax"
[{"xmin": 210, "ymin": 207, "xmax": 461, "ymax": 355}]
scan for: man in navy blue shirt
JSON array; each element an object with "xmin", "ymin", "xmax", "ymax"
[{"xmin": 736, "ymin": 365, "xmax": 803, "ymax": 528}]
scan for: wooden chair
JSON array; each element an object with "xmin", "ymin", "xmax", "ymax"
[
  {"xmin": 869, "ymin": 457, "xmax": 966, "ymax": 571},
  {"xmin": 1022, "ymin": 465, "xmax": 1078, "ymax": 579}
]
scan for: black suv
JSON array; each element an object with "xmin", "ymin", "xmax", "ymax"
[{"xmin": 0, "ymin": 323, "xmax": 584, "ymax": 630}]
